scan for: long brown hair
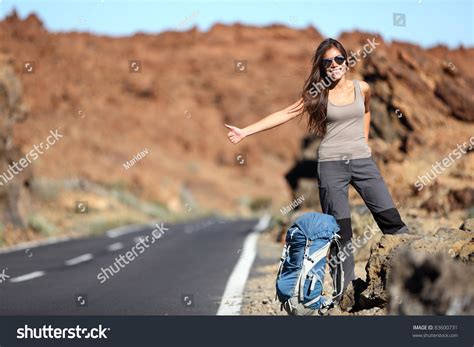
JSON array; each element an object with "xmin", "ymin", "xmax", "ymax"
[{"xmin": 294, "ymin": 38, "xmax": 348, "ymax": 136}]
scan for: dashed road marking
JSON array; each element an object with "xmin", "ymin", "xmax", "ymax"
[
  {"xmin": 107, "ymin": 242, "xmax": 124, "ymax": 251},
  {"xmin": 65, "ymin": 253, "xmax": 93, "ymax": 266},
  {"xmin": 10, "ymin": 271, "xmax": 45, "ymax": 283},
  {"xmin": 106, "ymin": 221, "xmax": 160, "ymax": 238}
]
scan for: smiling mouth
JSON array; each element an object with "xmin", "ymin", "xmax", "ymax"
[
  {"xmin": 327, "ymin": 66, "xmax": 345, "ymax": 73},
  {"xmin": 327, "ymin": 66, "xmax": 346, "ymax": 79}
]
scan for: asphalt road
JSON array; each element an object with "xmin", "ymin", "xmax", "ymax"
[{"xmin": 0, "ymin": 216, "xmax": 262, "ymax": 315}]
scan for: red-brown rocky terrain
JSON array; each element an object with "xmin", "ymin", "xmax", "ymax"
[{"xmin": 0, "ymin": 9, "xmax": 473, "ymax": 243}]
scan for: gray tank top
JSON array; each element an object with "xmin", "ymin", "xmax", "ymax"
[{"xmin": 317, "ymin": 80, "xmax": 372, "ymax": 162}]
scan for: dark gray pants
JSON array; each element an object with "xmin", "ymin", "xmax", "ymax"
[{"xmin": 316, "ymin": 156, "xmax": 407, "ymax": 289}]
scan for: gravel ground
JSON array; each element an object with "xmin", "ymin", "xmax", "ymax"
[{"xmin": 240, "ymin": 227, "xmax": 285, "ymax": 315}]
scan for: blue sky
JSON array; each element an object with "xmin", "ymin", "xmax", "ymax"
[{"xmin": 1, "ymin": 0, "xmax": 472, "ymax": 48}]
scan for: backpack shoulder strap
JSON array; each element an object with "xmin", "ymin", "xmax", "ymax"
[
  {"xmin": 275, "ymin": 243, "xmax": 289, "ymax": 301},
  {"xmin": 298, "ymin": 238, "xmax": 332, "ymax": 302},
  {"xmin": 329, "ymin": 235, "xmax": 345, "ymax": 302}
]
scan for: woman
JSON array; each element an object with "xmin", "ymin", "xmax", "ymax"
[{"xmin": 224, "ymin": 38, "xmax": 408, "ymax": 292}]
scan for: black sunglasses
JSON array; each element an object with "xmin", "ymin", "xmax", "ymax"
[{"xmin": 322, "ymin": 55, "xmax": 346, "ymax": 68}]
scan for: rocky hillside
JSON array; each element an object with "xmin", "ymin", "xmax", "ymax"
[{"xmin": 0, "ymin": 10, "xmax": 473, "ymax": 218}]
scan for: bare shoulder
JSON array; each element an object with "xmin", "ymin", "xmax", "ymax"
[{"xmin": 358, "ymin": 80, "xmax": 371, "ymax": 95}]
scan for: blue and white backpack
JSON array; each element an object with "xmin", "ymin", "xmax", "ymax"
[{"xmin": 275, "ymin": 212, "xmax": 344, "ymax": 315}]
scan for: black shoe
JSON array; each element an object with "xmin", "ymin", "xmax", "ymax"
[{"xmin": 391, "ymin": 225, "xmax": 409, "ymax": 235}]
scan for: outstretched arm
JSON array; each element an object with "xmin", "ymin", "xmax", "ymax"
[{"xmin": 225, "ymin": 98, "xmax": 303, "ymax": 144}]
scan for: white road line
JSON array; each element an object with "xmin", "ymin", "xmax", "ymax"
[
  {"xmin": 107, "ymin": 242, "xmax": 124, "ymax": 251},
  {"xmin": 107, "ymin": 225, "xmax": 144, "ymax": 239},
  {"xmin": 0, "ymin": 220, "xmax": 166, "ymax": 254},
  {"xmin": 184, "ymin": 219, "xmax": 216, "ymax": 234},
  {"xmin": 0, "ymin": 221, "xmax": 162, "ymax": 254},
  {"xmin": 0, "ymin": 235, "xmax": 74, "ymax": 255},
  {"xmin": 65, "ymin": 253, "xmax": 93, "ymax": 266},
  {"xmin": 10, "ymin": 271, "xmax": 45, "ymax": 283},
  {"xmin": 217, "ymin": 214, "xmax": 272, "ymax": 315},
  {"xmin": 106, "ymin": 220, "xmax": 161, "ymax": 239}
]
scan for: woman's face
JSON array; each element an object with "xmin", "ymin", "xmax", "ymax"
[{"xmin": 322, "ymin": 47, "xmax": 347, "ymax": 81}]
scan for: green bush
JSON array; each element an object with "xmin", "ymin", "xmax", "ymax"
[{"xmin": 28, "ymin": 214, "xmax": 56, "ymax": 236}]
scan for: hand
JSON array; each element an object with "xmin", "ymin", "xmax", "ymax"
[{"xmin": 225, "ymin": 123, "xmax": 246, "ymax": 144}]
